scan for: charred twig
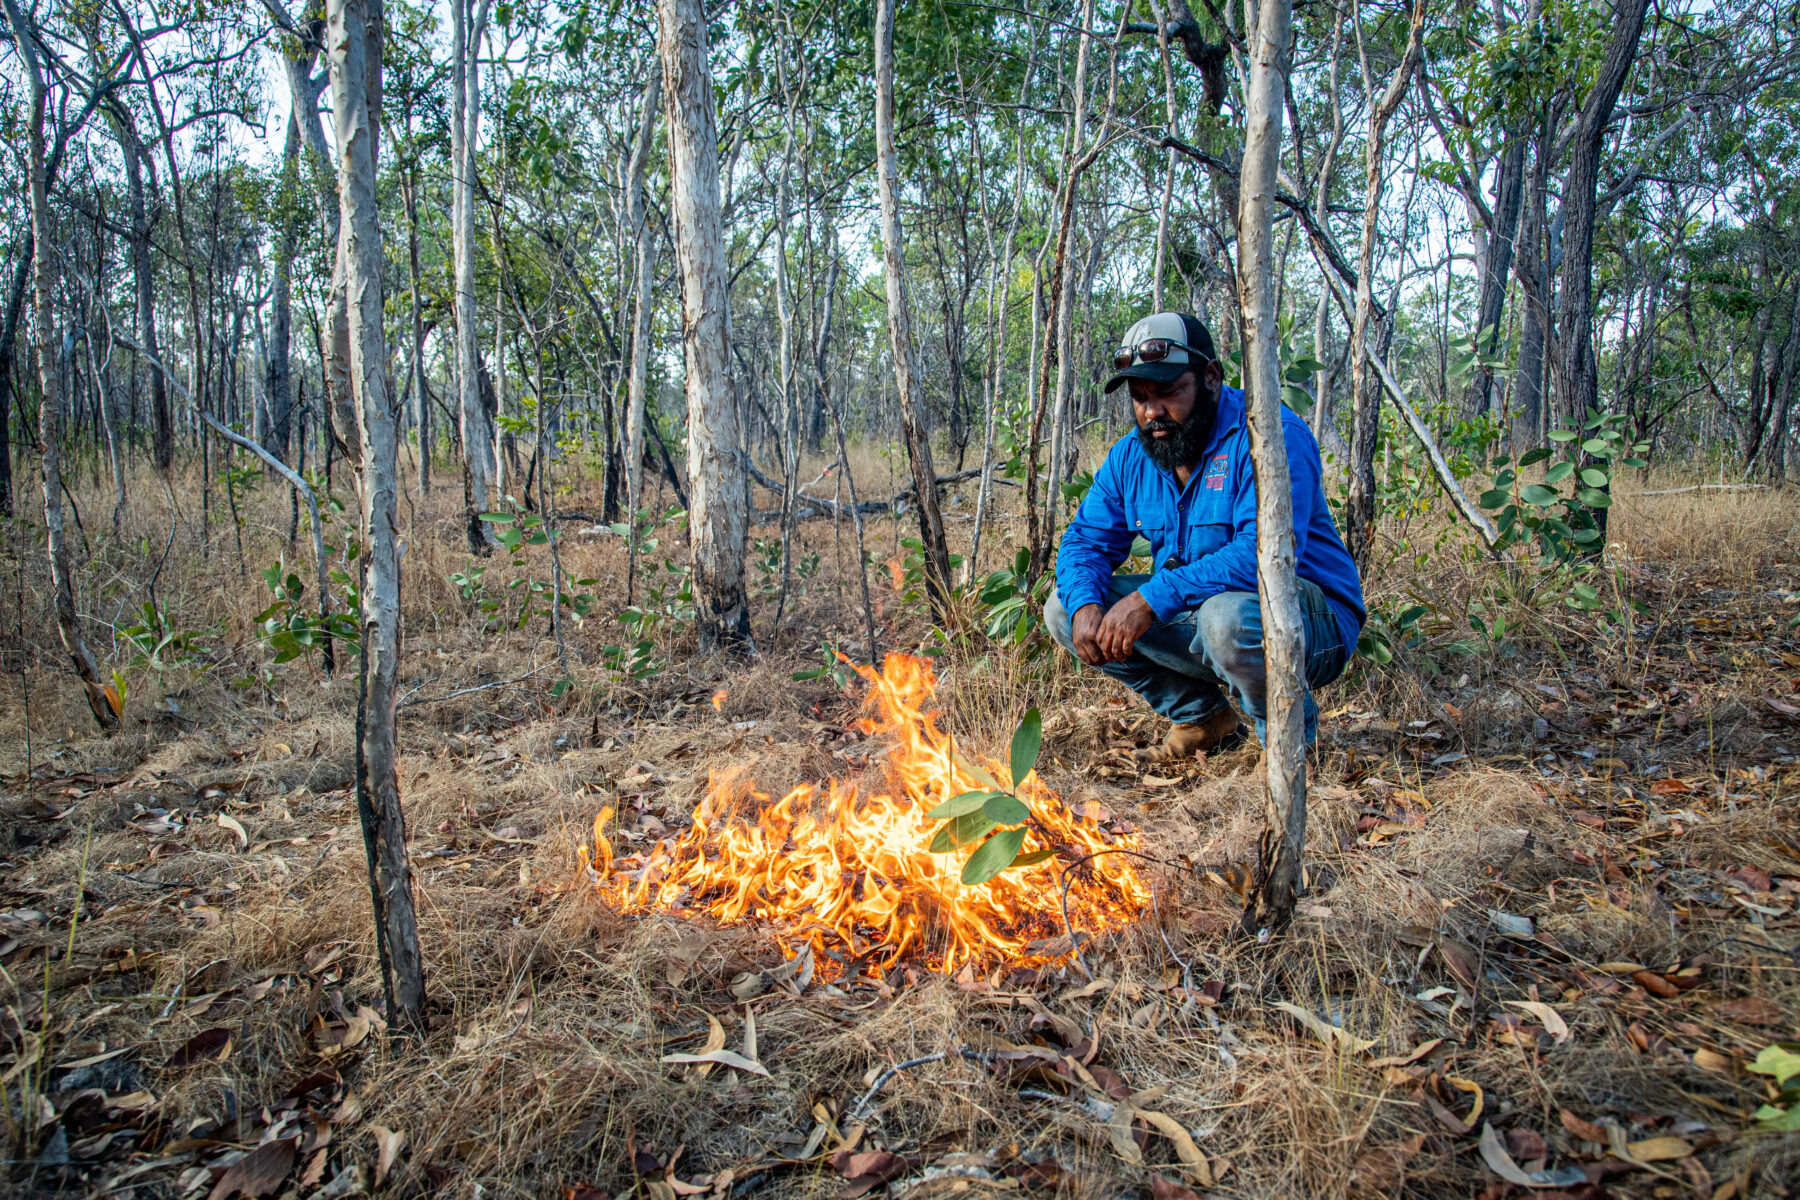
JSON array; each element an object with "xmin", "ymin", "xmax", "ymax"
[
  {"xmin": 848, "ymin": 1051, "xmax": 947, "ymax": 1120},
  {"xmin": 1055, "ymin": 847, "xmax": 1188, "ymax": 981}
]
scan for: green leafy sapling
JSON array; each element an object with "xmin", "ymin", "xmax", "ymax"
[{"xmin": 925, "ymin": 707, "xmax": 1058, "ymax": 886}]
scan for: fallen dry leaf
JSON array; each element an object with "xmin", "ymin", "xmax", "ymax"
[
  {"xmin": 1148, "ymin": 1176, "xmax": 1201, "ymax": 1200},
  {"xmin": 1134, "ymin": 1106, "xmax": 1213, "ymax": 1185},
  {"xmin": 1561, "ymin": 1110, "xmax": 1608, "ymax": 1143},
  {"xmin": 207, "ymin": 1136, "xmax": 297, "ymax": 1200},
  {"xmin": 1060, "ymin": 977, "xmax": 1113, "ymax": 1002},
  {"xmin": 1503, "ymin": 1000, "xmax": 1571, "ymax": 1044},
  {"xmin": 1106, "ymin": 1099, "xmax": 1144, "ymax": 1165},
  {"xmin": 1273, "ymin": 1002, "xmax": 1377, "ymax": 1054},
  {"xmin": 1626, "ymin": 1135, "xmax": 1692, "ymax": 1163},
  {"xmin": 1478, "ymin": 1124, "xmax": 1539, "ymax": 1187},
  {"xmin": 1368, "ymin": 1038, "xmax": 1445, "ymax": 1068},
  {"xmin": 1714, "ymin": 996, "xmax": 1785, "ymax": 1026},
  {"xmin": 691, "ymin": 1014, "xmax": 726, "ymax": 1079},
  {"xmin": 217, "ymin": 813, "xmax": 249, "ymax": 849},
  {"xmin": 1351, "ymin": 1133, "xmax": 1425, "ymax": 1196},
  {"xmin": 372, "ymin": 1125, "xmax": 406, "ymax": 1187},
  {"xmin": 659, "ymin": 1049, "xmax": 770, "ymax": 1077},
  {"xmin": 164, "ymin": 1027, "xmax": 233, "ymax": 1069}
]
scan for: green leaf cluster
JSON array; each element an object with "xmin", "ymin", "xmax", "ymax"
[{"xmin": 924, "ymin": 707, "xmax": 1053, "ymax": 886}]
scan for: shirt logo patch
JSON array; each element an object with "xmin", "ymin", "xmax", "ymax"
[{"xmin": 1202, "ymin": 454, "xmax": 1229, "ymax": 490}]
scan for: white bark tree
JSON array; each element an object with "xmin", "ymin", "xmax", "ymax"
[
  {"xmin": 623, "ymin": 59, "xmax": 661, "ymax": 601},
  {"xmin": 453, "ymin": 0, "xmax": 496, "ymax": 552},
  {"xmin": 1235, "ymin": 0, "xmax": 1305, "ymax": 934},
  {"xmin": 874, "ymin": 0, "xmax": 954, "ymax": 617},
  {"xmin": 1342, "ymin": 2, "xmax": 1424, "ymax": 568},
  {"xmin": 327, "ymin": 0, "xmax": 426, "ymax": 1029},
  {"xmin": 3, "ymin": 0, "xmax": 117, "ymax": 732},
  {"xmin": 659, "ymin": 0, "xmax": 753, "ymax": 651}
]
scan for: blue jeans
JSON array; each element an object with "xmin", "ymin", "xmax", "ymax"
[{"xmin": 1045, "ymin": 574, "xmax": 1350, "ymax": 745}]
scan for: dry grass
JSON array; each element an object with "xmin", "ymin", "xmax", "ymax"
[{"xmin": 3, "ymin": 449, "xmax": 1799, "ymax": 1200}]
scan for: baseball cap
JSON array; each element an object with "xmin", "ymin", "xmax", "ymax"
[{"xmin": 1102, "ymin": 312, "xmax": 1218, "ymax": 394}]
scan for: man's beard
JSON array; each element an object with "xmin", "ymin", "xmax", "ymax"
[{"xmin": 1137, "ymin": 398, "xmax": 1213, "ymax": 473}]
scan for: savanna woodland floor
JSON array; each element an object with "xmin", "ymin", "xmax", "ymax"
[{"xmin": 3, "ymin": 455, "xmax": 1800, "ymax": 1200}]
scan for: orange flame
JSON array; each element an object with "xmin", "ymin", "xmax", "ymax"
[
  {"xmin": 711, "ymin": 689, "xmax": 728, "ymax": 712},
  {"xmin": 588, "ymin": 654, "xmax": 1148, "ymax": 973}
]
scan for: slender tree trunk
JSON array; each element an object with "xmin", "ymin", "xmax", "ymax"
[
  {"xmin": 873, "ymin": 0, "xmax": 954, "ymax": 620},
  {"xmin": 454, "ymin": 0, "xmax": 496, "ymax": 551},
  {"xmin": 1553, "ymin": 0, "xmax": 1650, "ymax": 437},
  {"xmin": 1465, "ymin": 131, "xmax": 1525, "ymax": 418},
  {"xmin": 660, "ymin": 0, "xmax": 753, "ymax": 652},
  {"xmin": 404, "ymin": 165, "xmax": 429, "ymax": 494},
  {"xmin": 111, "ymin": 123, "xmax": 175, "ymax": 477},
  {"xmin": 969, "ymin": 39, "xmax": 1035, "ymax": 580},
  {"xmin": 623, "ymin": 58, "xmax": 662, "ymax": 590},
  {"xmin": 327, "ymin": 0, "xmax": 425, "ymax": 1032},
  {"xmin": 265, "ymin": 113, "xmax": 300, "ymax": 461},
  {"xmin": 1342, "ymin": 1, "xmax": 1423, "ymax": 572},
  {"xmin": 1310, "ymin": 4, "xmax": 1346, "ymax": 440},
  {"xmin": 1236, "ymin": 0, "xmax": 1301, "ymax": 935},
  {"xmin": 1512, "ymin": 131, "xmax": 1549, "ymax": 448},
  {"xmin": 5, "ymin": 0, "xmax": 116, "ymax": 731}
]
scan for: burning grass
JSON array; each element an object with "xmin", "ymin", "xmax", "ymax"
[
  {"xmin": 3, "ymin": 461, "xmax": 1800, "ymax": 1198},
  {"xmin": 596, "ymin": 654, "xmax": 1150, "ymax": 975}
]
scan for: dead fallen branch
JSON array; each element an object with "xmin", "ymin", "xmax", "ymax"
[{"xmin": 746, "ymin": 461, "xmax": 1022, "ymax": 521}]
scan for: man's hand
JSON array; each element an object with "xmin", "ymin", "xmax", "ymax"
[
  {"xmin": 1071, "ymin": 603, "xmax": 1107, "ymax": 667},
  {"xmin": 1097, "ymin": 591, "xmax": 1156, "ymax": 662}
]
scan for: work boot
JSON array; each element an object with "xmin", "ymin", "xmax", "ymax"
[{"xmin": 1136, "ymin": 708, "xmax": 1246, "ymax": 764}]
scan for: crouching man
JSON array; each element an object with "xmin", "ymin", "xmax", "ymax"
[{"xmin": 1046, "ymin": 311, "xmax": 1366, "ymax": 762}]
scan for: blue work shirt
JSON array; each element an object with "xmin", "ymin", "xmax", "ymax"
[{"xmin": 1054, "ymin": 384, "xmax": 1365, "ymax": 653}]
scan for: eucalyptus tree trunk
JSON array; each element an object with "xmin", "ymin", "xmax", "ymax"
[
  {"xmin": 327, "ymin": 0, "xmax": 425, "ymax": 1032},
  {"xmin": 1025, "ymin": 0, "xmax": 1094, "ymax": 580},
  {"xmin": 1234, "ymin": 0, "xmax": 1301, "ymax": 936},
  {"xmin": 403, "ymin": 164, "xmax": 428, "ymax": 493},
  {"xmin": 1553, "ymin": 0, "xmax": 1650, "ymax": 438},
  {"xmin": 265, "ymin": 112, "xmax": 299, "ymax": 461},
  {"xmin": 771, "ymin": 38, "xmax": 805, "ymax": 632},
  {"xmin": 874, "ymin": 0, "xmax": 953, "ymax": 619},
  {"xmin": 1310, "ymin": 5, "xmax": 1345, "ymax": 440},
  {"xmin": 660, "ymin": 0, "xmax": 753, "ymax": 652},
  {"xmin": 453, "ymin": 0, "xmax": 497, "ymax": 551},
  {"xmin": 1512, "ymin": 133, "xmax": 1549, "ymax": 449},
  {"xmin": 1465, "ymin": 132, "xmax": 1525, "ymax": 419},
  {"xmin": 4, "ymin": 0, "xmax": 116, "ymax": 732},
  {"xmin": 1342, "ymin": 1, "xmax": 1423, "ymax": 572},
  {"xmin": 1044, "ymin": 0, "xmax": 1096, "ymax": 527},
  {"xmin": 623, "ymin": 58, "xmax": 662, "ymax": 591},
  {"xmin": 115, "ymin": 118, "xmax": 174, "ymax": 475},
  {"xmin": 1150, "ymin": 0, "xmax": 1178, "ymax": 312},
  {"xmin": 968, "ymin": 35, "xmax": 1036, "ymax": 580}
]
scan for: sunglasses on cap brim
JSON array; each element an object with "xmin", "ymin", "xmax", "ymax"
[{"xmin": 1112, "ymin": 337, "xmax": 1214, "ymax": 372}]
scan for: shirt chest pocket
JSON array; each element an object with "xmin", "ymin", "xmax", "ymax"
[{"xmin": 1184, "ymin": 517, "xmax": 1232, "ymax": 562}]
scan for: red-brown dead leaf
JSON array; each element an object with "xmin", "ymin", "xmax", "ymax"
[
  {"xmin": 206, "ymin": 1137, "xmax": 297, "ymax": 1200},
  {"xmin": 564, "ymin": 1188, "xmax": 612, "ymax": 1200},
  {"xmin": 1649, "ymin": 778, "xmax": 1692, "ymax": 796},
  {"xmin": 1714, "ymin": 996, "xmax": 1785, "ymax": 1027},
  {"xmin": 830, "ymin": 1150, "xmax": 914, "ymax": 1200},
  {"xmin": 1726, "ymin": 866, "xmax": 1772, "ymax": 893},
  {"xmin": 1351, "ymin": 1133, "xmax": 1426, "ymax": 1196},
  {"xmin": 1505, "ymin": 1128, "xmax": 1548, "ymax": 1163},
  {"xmin": 164, "ymin": 1027, "xmax": 233, "ymax": 1069},
  {"xmin": 1633, "ymin": 971, "xmax": 1683, "ymax": 999},
  {"xmin": 1560, "ymin": 1110, "xmax": 1609, "ymax": 1144},
  {"xmin": 1149, "ymin": 1175, "xmax": 1202, "ymax": 1200}
]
